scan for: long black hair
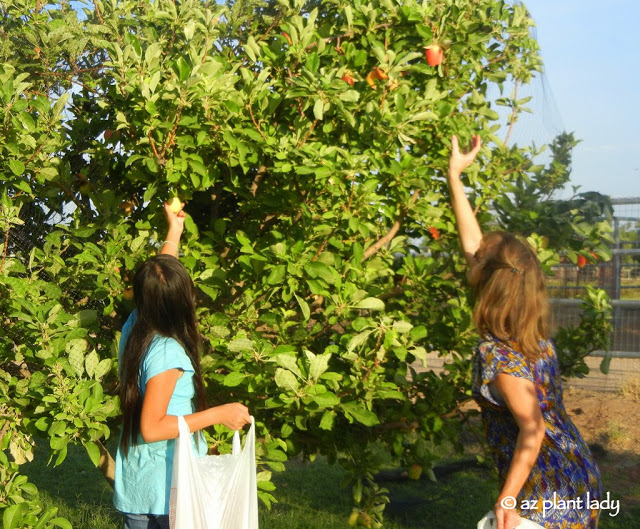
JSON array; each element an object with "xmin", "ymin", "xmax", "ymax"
[{"xmin": 119, "ymin": 254, "xmax": 207, "ymax": 455}]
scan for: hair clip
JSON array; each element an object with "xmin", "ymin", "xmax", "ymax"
[{"xmin": 511, "ymin": 267, "xmax": 520, "ymax": 274}]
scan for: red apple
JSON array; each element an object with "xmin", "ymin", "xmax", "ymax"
[
  {"xmin": 577, "ymin": 255, "xmax": 587, "ymax": 268},
  {"xmin": 341, "ymin": 73, "xmax": 355, "ymax": 86},
  {"xmin": 428, "ymin": 226, "xmax": 440, "ymax": 240},
  {"xmin": 282, "ymin": 31, "xmax": 292, "ymax": 46},
  {"xmin": 425, "ymin": 44, "xmax": 444, "ymax": 67},
  {"xmin": 373, "ymin": 66, "xmax": 388, "ymax": 80},
  {"xmin": 408, "ymin": 463, "xmax": 423, "ymax": 480},
  {"xmin": 365, "ymin": 67, "xmax": 388, "ymax": 88}
]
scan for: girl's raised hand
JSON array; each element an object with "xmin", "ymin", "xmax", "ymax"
[
  {"xmin": 163, "ymin": 200, "xmax": 186, "ymax": 234},
  {"xmin": 448, "ymin": 134, "xmax": 482, "ymax": 179}
]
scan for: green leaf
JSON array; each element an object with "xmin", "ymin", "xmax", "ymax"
[
  {"xmin": 94, "ymin": 359, "xmax": 112, "ymax": 381},
  {"xmin": 8, "ymin": 159, "xmax": 25, "ymax": 176},
  {"xmin": 266, "ymin": 264, "xmax": 286, "ymax": 285},
  {"xmin": 319, "ymin": 410, "xmax": 336, "ymax": 430},
  {"xmin": 312, "ymin": 391, "xmax": 339, "ymax": 408},
  {"xmin": 339, "ymin": 90, "xmax": 360, "ymax": 103},
  {"xmin": 84, "ymin": 441, "xmax": 101, "ymax": 467},
  {"xmin": 50, "ymin": 518, "xmax": 73, "ymax": 529},
  {"xmin": 354, "ymin": 297, "xmax": 385, "ymax": 311},
  {"xmin": 347, "ymin": 330, "xmax": 372, "ymax": 352},
  {"xmin": 184, "ymin": 19, "xmax": 196, "ymax": 40},
  {"xmin": 244, "ymin": 36, "xmax": 258, "ymax": 62},
  {"xmin": 274, "ymin": 354, "xmax": 303, "ymax": 378},
  {"xmin": 392, "ymin": 320, "xmax": 413, "ymax": 333},
  {"xmin": 67, "ymin": 339, "xmax": 87, "ymax": 376},
  {"xmin": 175, "ymin": 57, "xmax": 191, "ymax": 81},
  {"xmin": 295, "ymin": 293, "xmax": 310, "ymax": 320},
  {"xmin": 600, "ymin": 354, "xmax": 612, "ymax": 375},
  {"xmin": 3, "ymin": 503, "xmax": 26, "ymax": 529},
  {"xmin": 313, "ymin": 99, "xmax": 324, "ymax": 121},
  {"xmin": 52, "ymin": 92, "xmax": 69, "ymax": 119},
  {"xmin": 223, "ymin": 372, "xmax": 247, "ymax": 387},
  {"xmin": 275, "ymin": 368, "xmax": 300, "ymax": 391},
  {"xmin": 85, "ymin": 350, "xmax": 99, "ymax": 378},
  {"xmin": 341, "ymin": 402, "xmax": 379, "ymax": 426},
  {"xmin": 305, "ymin": 262, "xmax": 337, "ymax": 284},
  {"xmin": 227, "ymin": 338, "xmax": 254, "ymax": 352},
  {"xmin": 306, "ymin": 351, "xmax": 330, "ymax": 380}
]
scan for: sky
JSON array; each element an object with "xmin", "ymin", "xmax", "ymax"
[{"xmin": 522, "ymin": 0, "xmax": 640, "ymax": 199}]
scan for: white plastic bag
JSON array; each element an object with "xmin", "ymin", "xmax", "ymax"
[
  {"xmin": 170, "ymin": 416, "xmax": 259, "ymax": 529},
  {"xmin": 477, "ymin": 511, "xmax": 545, "ymax": 529}
]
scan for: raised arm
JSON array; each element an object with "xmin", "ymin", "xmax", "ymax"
[
  {"xmin": 160, "ymin": 200, "xmax": 186, "ymax": 257},
  {"xmin": 447, "ymin": 135, "xmax": 483, "ymax": 267}
]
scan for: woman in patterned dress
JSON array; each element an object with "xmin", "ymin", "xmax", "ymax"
[{"xmin": 447, "ymin": 135, "xmax": 602, "ymax": 529}]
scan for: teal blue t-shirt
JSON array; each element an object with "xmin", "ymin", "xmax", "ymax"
[{"xmin": 113, "ymin": 311, "xmax": 207, "ymax": 515}]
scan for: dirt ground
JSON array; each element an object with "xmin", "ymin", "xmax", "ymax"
[{"xmin": 563, "ymin": 386, "xmax": 640, "ymax": 509}]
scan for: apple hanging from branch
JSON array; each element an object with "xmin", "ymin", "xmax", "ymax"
[
  {"xmin": 425, "ymin": 44, "xmax": 444, "ymax": 67},
  {"xmin": 341, "ymin": 73, "xmax": 355, "ymax": 86},
  {"xmin": 365, "ymin": 66, "xmax": 388, "ymax": 88}
]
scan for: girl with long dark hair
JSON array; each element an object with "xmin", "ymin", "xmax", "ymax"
[
  {"xmin": 113, "ymin": 202, "xmax": 251, "ymax": 529},
  {"xmin": 447, "ymin": 135, "xmax": 601, "ymax": 529}
]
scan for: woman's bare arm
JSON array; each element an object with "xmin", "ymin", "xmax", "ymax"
[
  {"xmin": 492, "ymin": 373, "xmax": 546, "ymax": 529},
  {"xmin": 139, "ymin": 370, "xmax": 251, "ymax": 443},
  {"xmin": 447, "ymin": 135, "xmax": 483, "ymax": 267},
  {"xmin": 160, "ymin": 201, "xmax": 186, "ymax": 258}
]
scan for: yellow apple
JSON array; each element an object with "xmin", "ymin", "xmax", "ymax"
[{"xmin": 167, "ymin": 197, "xmax": 182, "ymax": 213}]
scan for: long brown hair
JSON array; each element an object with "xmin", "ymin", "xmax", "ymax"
[
  {"xmin": 469, "ymin": 232, "xmax": 549, "ymax": 361},
  {"xmin": 119, "ymin": 254, "xmax": 207, "ymax": 455}
]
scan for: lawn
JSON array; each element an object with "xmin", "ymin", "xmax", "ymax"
[{"xmin": 21, "ymin": 434, "xmax": 640, "ymax": 529}]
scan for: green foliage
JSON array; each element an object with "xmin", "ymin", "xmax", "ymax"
[
  {"xmin": 493, "ymin": 132, "xmax": 614, "ymax": 266},
  {"xmin": 0, "ymin": 0, "xmax": 614, "ymax": 526},
  {"xmin": 554, "ymin": 287, "xmax": 614, "ymax": 378},
  {"xmin": 0, "ymin": 452, "xmax": 71, "ymax": 529}
]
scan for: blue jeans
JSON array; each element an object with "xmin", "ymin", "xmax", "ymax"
[{"xmin": 123, "ymin": 513, "xmax": 170, "ymax": 529}]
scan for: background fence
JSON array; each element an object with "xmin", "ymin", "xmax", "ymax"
[{"xmin": 549, "ymin": 197, "xmax": 640, "ymax": 357}]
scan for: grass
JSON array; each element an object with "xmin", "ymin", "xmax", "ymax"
[
  {"xmin": 621, "ymin": 376, "xmax": 640, "ymax": 401},
  {"xmin": 20, "ymin": 438, "xmax": 640, "ymax": 529}
]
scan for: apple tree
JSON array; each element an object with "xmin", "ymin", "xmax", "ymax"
[{"xmin": 0, "ymin": 0, "xmax": 612, "ymax": 526}]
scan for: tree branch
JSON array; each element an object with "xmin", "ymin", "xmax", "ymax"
[
  {"xmin": 248, "ymin": 104, "xmax": 268, "ymax": 142},
  {"xmin": 0, "ymin": 221, "xmax": 10, "ymax": 275},
  {"xmin": 250, "ymin": 165, "xmax": 267, "ymax": 197},
  {"xmin": 362, "ymin": 190, "xmax": 421, "ymax": 261},
  {"xmin": 504, "ymin": 80, "xmax": 520, "ymax": 147},
  {"xmin": 97, "ymin": 440, "xmax": 115, "ymax": 488},
  {"xmin": 93, "ymin": 0, "xmax": 104, "ymax": 24}
]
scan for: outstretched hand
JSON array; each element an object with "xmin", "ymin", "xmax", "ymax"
[
  {"xmin": 163, "ymin": 200, "xmax": 186, "ymax": 235},
  {"xmin": 448, "ymin": 134, "xmax": 482, "ymax": 179}
]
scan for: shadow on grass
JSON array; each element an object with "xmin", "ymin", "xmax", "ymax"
[
  {"xmin": 21, "ymin": 438, "xmax": 121, "ymax": 529},
  {"xmin": 595, "ymin": 448, "xmax": 640, "ymax": 529},
  {"xmin": 19, "ymin": 436, "xmax": 640, "ymax": 529},
  {"xmin": 384, "ymin": 468, "xmax": 498, "ymax": 528}
]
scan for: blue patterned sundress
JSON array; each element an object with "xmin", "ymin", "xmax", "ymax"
[{"xmin": 472, "ymin": 336, "xmax": 602, "ymax": 528}]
